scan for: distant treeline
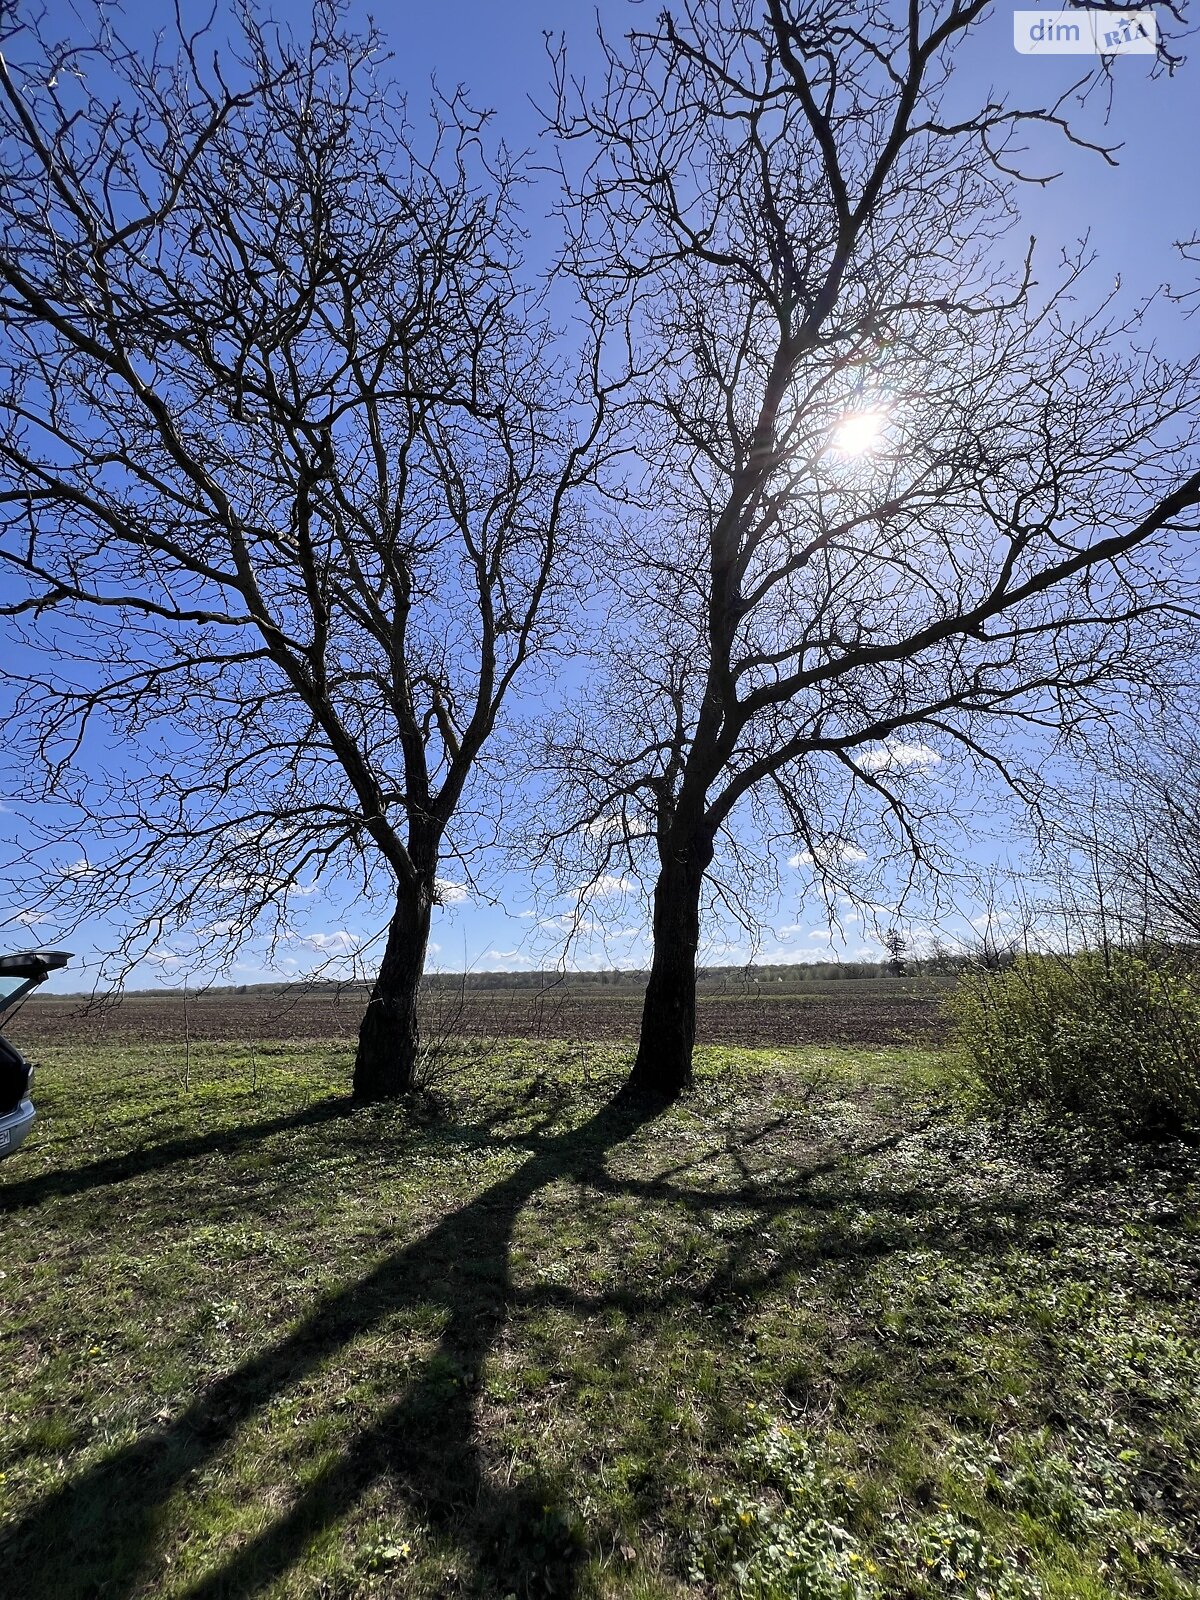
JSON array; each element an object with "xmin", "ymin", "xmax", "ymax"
[
  {"xmin": 418, "ymin": 959, "xmax": 965, "ymax": 993},
  {"xmin": 92, "ymin": 943, "xmax": 1200, "ymax": 1003},
  {"xmin": 167, "ymin": 957, "xmax": 960, "ymax": 1001}
]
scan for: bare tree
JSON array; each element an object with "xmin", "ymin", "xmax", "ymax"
[
  {"xmin": 1047, "ymin": 720, "xmax": 1200, "ymax": 951},
  {"xmin": 540, "ymin": 0, "xmax": 1200, "ymax": 1100},
  {"xmin": 0, "ymin": 2, "xmax": 607, "ymax": 1098},
  {"xmin": 1120, "ymin": 739, "xmax": 1200, "ymax": 948}
]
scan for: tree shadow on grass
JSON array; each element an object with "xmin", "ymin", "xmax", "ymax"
[
  {"xmin": 1, "ymin": 1084, "xmax": 1063, "ymax": 1600},
  {"xmin": 1, "ymin": 1091, "xmax": 664, "ymax": 1600},
  {"xmin": 0, "ymin": 1096, "xmax": 357, "ymax": 1215}
]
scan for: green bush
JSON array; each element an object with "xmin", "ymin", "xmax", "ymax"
[{"xmin": 949, "ymin": 949, "xmax": 1200, "ymax": 1140}]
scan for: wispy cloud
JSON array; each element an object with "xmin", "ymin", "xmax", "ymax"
[
  {"xmin": 969, "ymin": 908, "xmax": 1015, "ymax": 932},
  {"xmin": 434, "ymin": 878, "xmax": 470, "ymax": 905},
  {"xmin": 215, "ymin": 873, "xmax": 318, "ymax": 896},
  {"xmin": 788, "ymin": 840, "xmax": 868, "ymax": 869},
  {"xmin": 856, "ymin": 740, "xmax": 942, "ymax": 774},
  {"xmin": 291, "ymin": 930, "xmax": 360, "ymax": 955},
  {"xmin": 146, "ymin": 949, "xmax": 188, "ymax": 969},
  {"xmin": 483, "ymin": 948, "xmax": 535, "ymax": 968},
  {"xmin": 576, "ymin": 873, "xmax": 632, "ymax": 900}
]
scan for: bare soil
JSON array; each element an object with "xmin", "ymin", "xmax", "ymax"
[{"xmin": 9, "ymin": 983, "xmax": 948, "ymax": 1051}]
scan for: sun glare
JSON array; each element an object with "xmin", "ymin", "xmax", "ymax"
[{"xmin": 833, "ymin": 408, "xmax": 887, "ymax": 456}]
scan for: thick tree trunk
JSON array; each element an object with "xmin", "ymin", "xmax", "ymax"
[
  {"xmin": 353, "ymin": 881, "xmax": 433, "ymax": 1102},
  {"xmin": 625, "ymin": 833, "xmax": 713, "ymax": 1102}
]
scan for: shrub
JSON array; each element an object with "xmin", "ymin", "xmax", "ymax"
[{"xmin": 949, "ymin": 949, "xmax": 1200, "ymax": 1140}]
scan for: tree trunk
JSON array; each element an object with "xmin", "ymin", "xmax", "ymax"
[
  {"xmin": 626, "ymin": 832, "xmax": 713, "ymax": 1101},
  {"xmin": 353, "ymin": 881, "xmax": 433, "ymax": 1102}
]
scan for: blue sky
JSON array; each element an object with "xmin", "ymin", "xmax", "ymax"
[{"xmin": 1, "ymin": 2, "xmax": 1195, "ymax": 991}]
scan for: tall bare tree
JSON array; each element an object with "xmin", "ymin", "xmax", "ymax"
[
  {"xmin": 0, "ymin": 2, "xmax": 607, "ymax": 1098},
  {"xmin": 1045, "ymin": 718, "xmax": 1200, "ymax": 952},
  {"xmin": 1117, "ymin": 738, "xmax": 1200, "ymax": 949},
  {"xmin": 541, "ymin": 0, "xmax": 1200, "ymax": 1100}
]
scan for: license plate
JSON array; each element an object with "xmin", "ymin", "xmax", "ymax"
[{"xmin": 0, "ymin": 1128, "xmax": 10, "ymax": 1148}]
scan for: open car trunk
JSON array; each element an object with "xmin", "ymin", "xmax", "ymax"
[{"xmin": 0, "ymin": 950, "xmax": 71, "ymax": 1115}]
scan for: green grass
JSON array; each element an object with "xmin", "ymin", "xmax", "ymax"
[{"xmin": 0, "ymin": 1039, "xmax": 1196, "ymax": 1598}]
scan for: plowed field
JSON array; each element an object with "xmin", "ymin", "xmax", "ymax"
[{"xmin": 10, "ymin": 982, "xmax": 949, "ymax": 1051}]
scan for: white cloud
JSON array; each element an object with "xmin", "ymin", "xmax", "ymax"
[
  {"xmin": 228, "ymin": 824, "xmax": 303, "ymax": 847},
  {"xmin": 293, "ymin": 930, "xmax": 359, "ymax": 955},
  {"xmin": 969, "ymin": 909, "xmax": 1015, "ymax": 933},
  {"xmin": 434, "ymin": 878, "xmax": 470, "ymax": 904},
  {"xmin": 856, "ymin": 740, "xmax": 942, "ymax": 774},
  {"xmin": 146, "ymin": 949, "xmax": 188, "ymax": 969},
  {"xmin": 483, "ymin": 948, "xmax": 535, "ymax": 968},
  {"xmin": 779, "ymin": 914, "xmax": 862, "ymax": 940},
  {"xmin": 536, "ymin": 913, "xmax": 644, "ymax": 942},
  {"xmin": 13, "ymin": 910, "xmax": 51, "ymax": 926},
  {"xmin": 788, "ymin": 840, "xmax": 868, "ymax": 869},
  {"xmin": 215, "ymin": 874, "xmax": 318, "ymax": 896},
  {"xmin": 62, "ymin": 858, "xmax": 99, "ymax": 880},
  {"xmin": 577, "ymin": 873, "xmax": 632, "ymax": 899}
]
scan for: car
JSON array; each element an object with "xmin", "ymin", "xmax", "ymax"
[{"xmin": 0, "ymin": 949, "xmax": 71, "ymax": 1160}]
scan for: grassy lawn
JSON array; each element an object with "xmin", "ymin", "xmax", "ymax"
[{"xmin": 0, "ymin": 1040, "xmax": 1197, "ymax": 1599}]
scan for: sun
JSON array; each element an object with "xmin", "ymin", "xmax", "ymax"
[{"xmin": 833, "ymin": 408, "xmax": 887, "ymax": 456}]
